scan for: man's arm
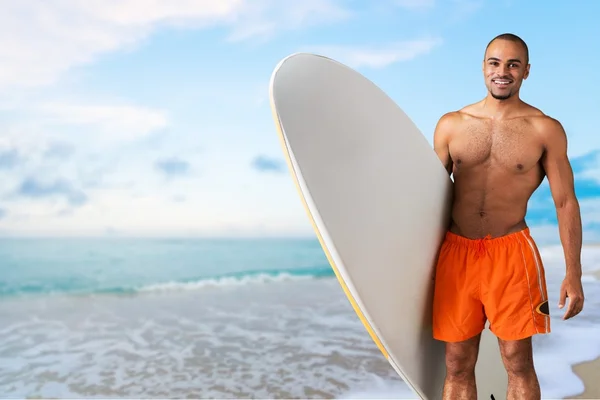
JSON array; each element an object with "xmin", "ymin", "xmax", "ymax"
[
  {"xmin": 541, "ymin": 117, "xmax": 584, "ymax": 319},
  {"xmin": 433, "ymin": 112, "xmax": 455, "ymax": 175}
]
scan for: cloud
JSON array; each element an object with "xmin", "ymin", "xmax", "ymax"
[
  {"xmin": 14, "ymin": 177, "xmax": 88, "ymax": 207},
  {"xmin": 0, "ymin": 0, "xmax": 351, "ymax": 89},
  {"xmin": 0, "ymin": 149, "xmax": 20, "ymax": 169},
  {"xmin": 252, "ymin": 155, "xmax": 285, "ymax": 173},
  {"xmin": 530, "ymin": 196, "xmax": 600, "ymax": 246},
  {"xmin": 37, "ymin": 103, "xmax": 169, "ymax": 144},
  {"xmin": 527, "ymin": 149, "xmax": 600, "ymax": 244},
  {"xmin": 0, "ymin": 0, "xmax": 240, "ymax": 88},
  {"xmin": 304, "ymin": 36, "xmax": 443, "ymax": 69},
  {"xmin": 226, "ymin": 0, "xmax": 351, "ymax": 42},
  {"xmin": 527, "ymin": 150, "xmax": 600, "ymax": 225},
  {"xmin": 43, "ymin": 141, "xmax": 75, "ymax": 160},
  {"xmin": 0, "ymin": 208, "xmax": 6, "ymax": 220},
  {"xmin": 155, "ymin": 157, "xmax": 190, "ymax": 177},
  {"xmin": 572, "ymin": 150, "xmax": 600, "ymax": 185},
  {"xmin": 452, "ymin": 0, "xmax": 483, "ymax": 18}
]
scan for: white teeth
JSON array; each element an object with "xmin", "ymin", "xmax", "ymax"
[{"xmin": 494, "ymin": 80, "xmax": 510, "ymax": 84}]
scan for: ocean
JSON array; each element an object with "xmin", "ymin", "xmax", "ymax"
[{"xmin": 0, "ymin": 237, "xmax": 599, "ymax": 399}]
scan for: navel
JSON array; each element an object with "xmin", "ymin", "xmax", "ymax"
[
  {"xmin": 517, "ymin": 163, "xmax": 523, "ymax": 170},
  {"xmin": 479, "ymin": 211, "xmax": 486, "ymax": 217},
  {"xmin": 456, "ymin": 159, "xmax": 462, "ymax": 165}
]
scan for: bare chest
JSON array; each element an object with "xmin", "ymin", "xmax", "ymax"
[{"xmin": 449, "ymin": 119, "xmax": 543, "ymax": 172}]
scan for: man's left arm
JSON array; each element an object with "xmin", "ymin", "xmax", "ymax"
[{"xmin": 541, "ymin": 117, "xmax": 584, "ymax": 320}]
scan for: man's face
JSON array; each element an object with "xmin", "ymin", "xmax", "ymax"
[{"xmin": 483, "ymin": 39, "xmax": 530, "ymax": 100}]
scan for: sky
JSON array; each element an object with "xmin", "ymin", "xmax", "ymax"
[{"xmin": 0, "ymin": 0, "xmax": 598, "ymax": 244}]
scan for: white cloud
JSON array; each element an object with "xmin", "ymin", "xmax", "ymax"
[
  {"xmin": 450, "ymin": 0, "xmax": 484, "ymax": 20},
  {"xmin": 37, "ymin": 103, "xmax": 169, "ymax": 143},
  {"xmin": 304, "ymin": 37, "xmax": 443, "ymax": 69},
  {"xmin": 530, "ymin": 197, "xmax": 600, "ymax": 247},
  {"xmin": 0, "ymin": 0, "xmax": 350, "ymax": 89},
  {"xmin": 0, "ymin": 174, "xmax": 313, "ymax": 237},
  {"xmin": 578, "ymin": 198, "xmax": 600, "ymax": 225},
  {"xmin": 0, "ymin": 1, "xmax": 459, "ymax": 237},
  {"xmin": 575, "ymin": 156, "xmax": 600, "ymax": 184},
  {"xmin": 226, "ymin": 0, "xmax": 351, "ymax": 42},
  {"xmin": 0, "ymin": 0, "xmax": 239, "ymax": 88}
]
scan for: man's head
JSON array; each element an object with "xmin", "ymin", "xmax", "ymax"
[{"xmin": 483, "ymin": 33, "xmax": 530, "ymax": 101}]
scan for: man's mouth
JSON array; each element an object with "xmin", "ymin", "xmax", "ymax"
[{"xmin": 492, "ymin": 78, "xmax": 512, "ymax": 87}]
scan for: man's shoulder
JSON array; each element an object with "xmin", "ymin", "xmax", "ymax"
[
  {"xmin": 440, "ymin": 101, "xmax": 487, "ymax": 121},
  {"xmin": 524, "ymin": 106, "xmax": 564, "ymax": 134},
  {"xmin": 437, "ymin": 110, "xmax": 463, "ymax": 123},
  {"xmin": 437, "ymin": 106, "xmax": 477, "ymax": 125},
  {"xmin": 517, "ymin": 102, "xmax": 559, "ymax": 125},
  {"xmin": 522, "ymin": 106, "xmax": 567, "ymax": 147},
  {"xmin": 434, "ymin": 105, "xmax": 481, "ymax": 139}
]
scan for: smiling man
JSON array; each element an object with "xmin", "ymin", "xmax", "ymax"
[{"xmin": 431, "ymin": 33, "xmax": 585, "ymax": 399}]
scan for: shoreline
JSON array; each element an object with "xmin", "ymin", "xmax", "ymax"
[
  {"xmin": 568, "ymin": 267, "xmax": 600, "ymax": 399},
  {"xmin": 569, "ymin": 355, "xmax": 600, "ymax": 399}
]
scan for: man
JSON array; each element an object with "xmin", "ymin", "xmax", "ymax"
[{"xmin": 431, "ymin": 33, "xmax": 585, "ymax": 400}]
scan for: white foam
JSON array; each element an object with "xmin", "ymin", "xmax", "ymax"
[{"xmin": 135, "ymin": 272, "xmax": 317, "ymax": 293}]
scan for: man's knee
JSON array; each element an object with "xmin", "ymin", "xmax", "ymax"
[
  {"xmin": 445, "ymin": 335, "xmax": 480, "ymax": 378},
  {"xmin": 499, "ymin": 337, "xmax": 535, "ymax": 375}
]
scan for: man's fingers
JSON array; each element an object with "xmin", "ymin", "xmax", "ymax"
[
  {"xmin": 563, "ymin": 297, "xmax": 574, "ymax": 319},
  {"xmin": 558, "ymin": 287, "xmax": 567, "ymax": 309},
  {"xmin": 563, "ymin": 296, "xmax": 584, "ymax": 320}
]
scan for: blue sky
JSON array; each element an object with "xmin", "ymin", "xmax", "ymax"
[{"xmin": 0, "ymin": 1, "xmax": 598, "ymax": 243}]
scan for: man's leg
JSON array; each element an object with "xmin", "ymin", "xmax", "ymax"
[
  {"xmin": 442, "ymin": 334, "xmax": 481, "ymax": 400},
  {"xmin": 498, "ymin": 337, "xmax": 540, "ymax": 400},
  {"xmin": 433, "ymin": 232, "xmax": 486, "ymax": 400},
  {"xmin": 484, "ymin": 229, "xmax": 550, "ymax": 400}
]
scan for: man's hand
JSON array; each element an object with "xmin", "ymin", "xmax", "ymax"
[{"xmin": 558, "ymin": 273, "xmax": 584, "ymax": 320}]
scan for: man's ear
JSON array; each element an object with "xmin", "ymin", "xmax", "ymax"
[{"xmin": 523, "ymin": 63, "xmax": 531, "ymax": 80}]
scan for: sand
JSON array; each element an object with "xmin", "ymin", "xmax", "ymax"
[
  {"xmin": 569, "ymin": 356, "xmax": 600, "ymax": 399},
  {"xmin": 567, "ymin": 265, "xmax": 600, "ymax": 400}
]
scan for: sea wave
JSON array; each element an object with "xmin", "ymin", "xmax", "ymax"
[
  {"xmin": 134, "ymin": 268, "xmax": 335, "ymax": 294},
  {"xmin": 0, "ymin": 266, "xmax": 336, "ymax": 299}
]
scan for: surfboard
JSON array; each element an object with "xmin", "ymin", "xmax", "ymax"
[{"xmin": 269, "ymin": 53, "xmax": 507, "ymax": 399}]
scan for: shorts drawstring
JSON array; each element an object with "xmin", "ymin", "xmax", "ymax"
[{"xmin": 475, "ymin": 234, "xmax": 492, "ymax": 258}]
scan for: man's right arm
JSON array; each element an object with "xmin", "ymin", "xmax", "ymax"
[{"xmin": 433, "ymin": 112, "xmax": 455, "ymax": 175}]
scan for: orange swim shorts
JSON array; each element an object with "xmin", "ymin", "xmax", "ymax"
[{"xmin": 432, "ymin": 228, "xmax": 551, "ymax": 342}]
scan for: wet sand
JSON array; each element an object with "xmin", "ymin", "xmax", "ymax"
[
  {"xmin": 568, "ymin": 262, "xmax": 600, "ymax": 400},
  {"xmin": 570, "ymin": 356, "xmax": 600, "ymax": 399}
]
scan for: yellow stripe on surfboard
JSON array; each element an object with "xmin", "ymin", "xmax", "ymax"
[{"xmin": 269, "ymin": 93, "xmax": 389, "ymax": 361}]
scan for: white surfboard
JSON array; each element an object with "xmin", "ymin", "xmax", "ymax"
[{"xmin": 269, "ymin": 53, "xmax": 508, "ymax": 399}]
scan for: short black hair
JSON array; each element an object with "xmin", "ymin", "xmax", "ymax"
[{"xmin": 485, "ymin": 33, "xmax": 529, "ymax": 64}]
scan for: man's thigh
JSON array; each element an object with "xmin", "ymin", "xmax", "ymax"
[
  {"xmin": 445, "ymin": 333, "xmax": 482, "ymax": 372},
  {"xmin": 497, "ymin": 336, "xmax": 535, "ymax": 372}
]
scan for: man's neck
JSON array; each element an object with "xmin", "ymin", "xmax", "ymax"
[{"xmin": 481, "ymin": 94, "xmax": 522, "ymax": 119}]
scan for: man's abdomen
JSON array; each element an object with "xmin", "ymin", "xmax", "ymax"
[{"xmin": 449, "ymin": 172, "xmax": 541, "ymax": 239}]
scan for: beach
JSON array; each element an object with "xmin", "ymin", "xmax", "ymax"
[
  {"xmin": 571, "ymin": 356, "xmax": 600, "ymax": 399},
  {"xmin": 567, "ymin": 266, "xmax": 600, "ymax": 399},
  {"xmin": 0, "ymin": 279, "xmax": 407, "ymax": 398},
  {"xmin": 0, "ymin": 238, "xmax": 598, "ymax": 399},
  {"xmin": 548, "ymin": 245, "xmax": 600, "ymax": 400}
]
